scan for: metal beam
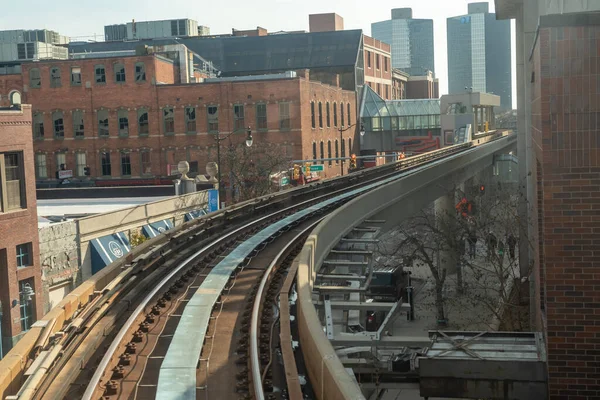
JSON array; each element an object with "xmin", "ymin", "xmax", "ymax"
[
  {"xmin": 353, "ymin": 227, "xmax": 379, "ymax": 232},
  {"xmin": 340, "ymin": 238, "xmax": 379, "ymax": 243},
  {"xmin": 330, "ymin": 250, "xmax": 373, "ymax": 255},
  {"xmin": 330, "ymin": 335, "xmax": 431, "ymax": 348},
  {"xmin": 323, "ymin": 260, "xmax": 370, "ymax": 266},
  {"xmin": 317, "ymin": 274, "xmax": 367, "ymax": 281},
  {"xmin": 315, "ymin": 301, "xmax": 410, "ymax": 312},
  {"xmin": 324, "ymin": 299, "xmax": 334, "ymax": 339},
  {"xmin": 314, "ymin": 285, "xmax": 367, "ymax": 293}
]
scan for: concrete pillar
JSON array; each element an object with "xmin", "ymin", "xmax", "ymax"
[
  {"xmin": 473, "ymin": 106, "xmax": 478, "ymax": 133},
  {"xmin": 435, "ymin": 192, "xmax": 457, "ymax": 274}
]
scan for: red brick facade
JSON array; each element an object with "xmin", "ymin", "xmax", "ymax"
[
  {"xmin": 0, "ymin": 75, "xmax": 23, "ymax": 108},
  {"xmin": 0, "ymin": 105, "xmax": 43, "ymax": 353},
  {"xmin": 364, "ymin": 36, "xmax": 393, "ymax": 100},
  {"xmin": 17, "ymin": 54, "xmax": 356, "ymax": 183},
  {"xmin": 531, "ymin": 19, "xmax": 600, "ymax": 399}
]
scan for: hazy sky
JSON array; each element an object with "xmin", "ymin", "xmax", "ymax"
[{"xmin": 0, "ymin": 0, "xmax": 516, "ymax": 107}]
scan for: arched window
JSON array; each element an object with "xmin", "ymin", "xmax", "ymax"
[
  {"xmin": 30, "ymin": 68, "xmax": 41, "ymax": 88},
  {"xmin": 318, "ymin": 102, "xmax": 323, "ymax": 128},
  {"xmin": 138, "ymin": 108, "xmax": 149, "ymax": 135},
  {"xmin": 114, "ymin": 63, "xmax": 126, "ymax": 83},
  {"xmin": 52, "ymin": 111, "xmax": 64, "ymax": 139},
  {"xmin": 333, "ymin": 102, "xmax": 337, "ymax": 127},
  {"xmin": 335, "ymin": 139, "xmax": 339, "ymax": 164},
  {"xmin": 73, "ymin": 110, "xmax": 85, "ymax": 138},
  {"xmin": 347, "ymin": 103, "xmax": 351, "ymax": 126},
  {"xmin": 326, "ymin": 102, "xmax": 330, "ymax": 128},
  {"xmin": 340, "ymin": 103, "xmax": 345, "ymax": 127},
  {"xmin": 97, "ymin": 109, "xmax": 109, "ymax": 137},
  {"xmin": 118, "ymin": 109, "xmax": 129, "ymax": 137},
  {"xmin": 319, "ymin": 141, "xmax": 324, "ymax": 165},
  {"xmin": 135, "ymin": 62, "xmax": 146, "ymax": 82},
  {"xmin": 33, "ymin": 113, "xmax": 44, "ymax": 139},
  {"xmin": 312, "ymin": 142, "xmax": 317, "ymax": 161},
  {"xmin": 9, "ymin": 91, "xmax": 21, "ymax": 106},
  {"xmin": 50, "ymin": 67, "xmax": 61, "ymax": 87},
  {"xmin": 311, "ymin": 102, "xmax": 316, "ymax": 129},
  {"xmin": 95, "ymin": 64, "xmax": 106, "ymax": 84},
  {"xmin": 327, "ymin": 141, "xmax": 332, "ymax": 166}
]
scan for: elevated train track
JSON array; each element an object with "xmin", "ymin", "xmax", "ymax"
[{"xmin": 0, "ymin": 130, "xmax": 515, "ymax": 400}]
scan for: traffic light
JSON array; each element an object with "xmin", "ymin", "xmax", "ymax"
[
  {"xmin": 292, "ymin": 165, "xmax": 300, "ymax": 180},
  {"xmin": 479, "ymin": 184, "xmax": 486, "ymax": 195},
  {"xmin": 349, "ymin": 154, "xmax": 357, "ymax": 170},
  {"xmin": 305, "ymin": 163, "xmax": 311, "ymax": 175}
]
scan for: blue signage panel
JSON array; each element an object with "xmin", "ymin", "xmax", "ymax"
[
  {"xmin": 185, "ymin": 209, "xmax": 207, "ymax": 222},
  {"xmin": 208, "ymin": 189, "xmax": 219, "ymax": 212},
  {"xmin": 90, "ymin": 232, "xmax": 131, "ymax": 275},
  {"xmin": 141, "ymin": 219, "xmax": 174, "ymax": 238}
]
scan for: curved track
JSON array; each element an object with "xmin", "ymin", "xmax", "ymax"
[{"xmin": 11, "ymin": 139, "xmax": 497, "ymax": 400}]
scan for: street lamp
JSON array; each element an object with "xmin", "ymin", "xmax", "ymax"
[
  {"xmin": 338, "ymin": 120, "xmax": 365, "ymax": 176},
  {"xmin": 214, "ymin": 126, "xmax": 253, "ymax": 207}
]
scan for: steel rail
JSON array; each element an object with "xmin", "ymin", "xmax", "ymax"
[
  {"xmin": 250, "ymin": 219, "xmax": 323, "ymax": 400},
  {"xmin": 81, "ymin": 138, "xmax": 478, "ymax": 400}
]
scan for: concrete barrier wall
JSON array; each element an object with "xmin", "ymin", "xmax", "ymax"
[{"xmin": 296, "ymin": 134, "xmax": 516, "ymax": 400}]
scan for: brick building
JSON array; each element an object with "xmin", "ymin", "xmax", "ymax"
[
  {"xmin": 363, "ymin": 36, "xmax": 393, "ymax": 100},
  {"xmin": 0, "ymin": 104, "xmax": 43, "ymax": 356},
  {"xmin": 5, "ymin": 53, "xmax": 356, "ymax": 184},
  {"xmin": 529, "ymin": 13, "xmax": 600, "ymax": 398}
]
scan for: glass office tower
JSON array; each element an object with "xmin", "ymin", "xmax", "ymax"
[
  {"xmin": 447, "ymin": 2, "xmax": 512, "ymax": 110},
  {"xmin": 371, "ymin": 8, "xmax": 435, "ymax": 77}
]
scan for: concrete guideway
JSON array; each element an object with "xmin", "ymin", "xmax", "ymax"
[{"xmin": 296, "ymin": 132, "xmax": 519, "ymax": 400}]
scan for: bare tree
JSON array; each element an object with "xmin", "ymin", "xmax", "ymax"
[{"xmin": 224, "ymin": 141, "xmax": 291, "ymax": 202}]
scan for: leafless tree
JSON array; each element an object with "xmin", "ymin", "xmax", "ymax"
[{"xmin": 224, "ymin": 141, "xmax": 291, "ymax": 202}]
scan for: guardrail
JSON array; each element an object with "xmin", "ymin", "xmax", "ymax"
[
  {"xmin": 0, "ymin": 152, "xmax": 438, "ymax": 399},
  {"xmin": 295, "ymin": 132, "xmax": 516, "ymax": 400}
]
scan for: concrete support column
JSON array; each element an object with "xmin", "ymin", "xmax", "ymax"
[
  {"xmin": 435, "ymin": 192, "xmax": 457, "ymax": 274},
  {"xmin": 473, "ymin": 106, "xmax": 479, "ymax": 133}
]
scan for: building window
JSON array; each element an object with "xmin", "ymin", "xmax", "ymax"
[
  {"xmin": 138, "ymin": 109, "xmax": 149, "ymax": 135},
  {"xmin": 318, "ymin": 102, "xmax": 323, "ymax": 128},
  {"xmin": 367, "ymin": 51, "xmax": 371, "ymax": 68},
  {"xmin": 30, "ymin": 68, "xmax": 41, "ymax": 88},
  {"xmin": 207, "ymin": 105, "xmax": 218, "ymax": 132},
  {"xmin": 347, "ymin": 103, "xmax": 351, "ymax": 126},
  {"xmin": 135, "ymin": 62, "xmax": 146, "ymax": 82},
  {"xmin": 19, "ymin": 279, "xmax": 35, "ymax": 332},
  {"xmin": 384, "ymin": 57, "xmax": 388, "ymax": 72},
  {"xmin": 327, "ymin": 141, "xmax": 332, "ymax": 166},
  {"xmin": 335, "ymin": 139, "xmax": 339, "ymax": 164},
  {"xmin": 35, "ymin": 154, "xmax": 47, "ymax": 179},
  {"xmin": 97, "ymin": 110, "xmax": 109, "ymax": 137},
  {"xmin": 376, "ymin": 54, "xmax": 380, "ymax": 70},
  {"xmin": 71, "ymin": 67, "xmax": 81, "ymax": 86},
  {"xmin": 114, "ymin": 63, "xmax": 126, "ymax": 83},
  {"xmin": 33, "ymin": 113, "xmax": 44, "ymax": 139},
  {"xmin": 75, "ymin": 152, "xmax": 86, "ymax": 177},
  {"xmin": 385, "ymin": 85, "xmax": 389, "ymax": 99},
  {"xmin": 163, "ymin": 108, "xmax": 175, "ymax": 135},
  {"xmin": 185, "ymin": 107, "xmax": 196, "ymax": 133},
  {"xmin": 333, "ymin": 103, "xmax": 337, "ymax": 127},
  {"xmin": 95, "ymin": 65, "xmax": 106, "ymax": 84},
  {"xmin": 100, "ymin": 152, "xmax": 111, "ymax": 176},
  {"xmin": 56, "ymin": 153, "xmax": 66, "ymax": 174},
  {"xmin": 52, "ymin": 111, "xmax": 64, "ymax": 139},
  {"xmin": 311, "ymin": 102, "xmax": 316, "ymax": 129},
  {"xmin": 116, "ymin": 109, "xmax": 129, "ymax": 137},
  {"xmin": 234, "ymin": 104, "xmax": 245, "ymax": 131},
  {"xmin": 50, "ymin": 67, "xmax": 61, "ymax": 88},
  {"xmin": 326, "ymin": 102, "xmax": 330, "ymax": 128},
  {"xmin": 377, "ymin": 83, "xmax": 381, "ymax": 95},
  {"xmin": 121, "ymin": 152, "xmax": 131, "ymax": 176},
  {"xmin": 340, "ymin": 103, "xmax": 345, "ymax": 127},
  {"xmin": 73, "ymin": 110, "xmax": 84, "ymax": 138},
  {"xmin": 141, "ymin": 150, "xmax": 151, "ymax": 175},
  {"xmin": 0, "ymin": 152, "xmax": 26, "ymax": 211},
  {"xmin": 319, "ymin": 141, "xmax": 324, "ymax": 164},
  {"xmin": 348, "ymin": 138, "xmax": 352, "ymax": 156},
  {"xmin": 279, "ymin": 102, "xmax": 290, "ymax": 130},
  {"xmin": 312, "ymin": 142, "xmax": 317, "ymax": 161},
  {"xmin": 256, "ymin": 104, "xmax": 267, "ymax": 131},
  {"xmin": 341, "ymin": 138, "xmax": 346, "ymax": 158}
]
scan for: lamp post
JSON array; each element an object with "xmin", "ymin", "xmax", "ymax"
[
  {"xmin": 214, "ymin": 126, "xmax": 253, "ymax": 207},
  {"xmin": 338, "ymin": 121, "xmax": 365, "ymax": 176}
]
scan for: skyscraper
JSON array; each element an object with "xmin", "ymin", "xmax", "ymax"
[
  {"xmin": 447, "ymin": 2, "xmax": 512, "ymax": 110},
  {"xmin": 371, "ymin": 8, "xmax": 435, "ymax": 77}
]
